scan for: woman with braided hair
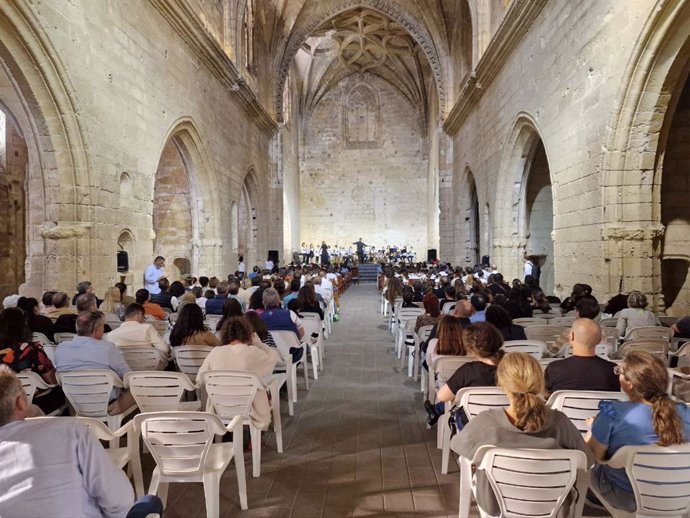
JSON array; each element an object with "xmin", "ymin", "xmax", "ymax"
[
  {"xmin": 451, "ymin": 352, "xmax": 592, "ymax": 516},
  {"xmin": 586, "ymin": 351, "xmax": 690, "ymax": 511}
]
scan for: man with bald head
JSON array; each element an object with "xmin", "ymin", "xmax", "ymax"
[{"xmin": 545, "ymin": 318, "xmax": 620, "ymax": 393}]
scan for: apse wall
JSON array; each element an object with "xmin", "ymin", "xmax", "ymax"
[{"xmin": 300, "ymin": 73, "xmax": 429, "ymax": 253}]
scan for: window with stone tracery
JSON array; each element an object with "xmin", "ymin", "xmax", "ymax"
[{"xmin": 343, "ymin": 83, "xmax": 380, "ymax": 149}]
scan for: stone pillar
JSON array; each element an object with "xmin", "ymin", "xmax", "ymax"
[{"xmin": 437, "ymin": 128, "xmax": 453, "ymax": 261}]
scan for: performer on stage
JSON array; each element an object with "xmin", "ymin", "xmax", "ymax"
[
  {"xmin": 320, "ymin": 241, "xmax": 330, "ymax": 265},
  {"xmin": 144, "ymin": 256, "xmax": 165, "ymax": 295},
  {"xmin": 353, "ymin": 238, "xmax": 367, "ymax": 264}
]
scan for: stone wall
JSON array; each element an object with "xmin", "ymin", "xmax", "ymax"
[{"xmin": 300, "ymin": 73, "xmax": 429, "ymax": 253}]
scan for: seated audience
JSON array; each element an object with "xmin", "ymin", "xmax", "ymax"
[
  {"xmin": 260, "ymin": 288, "xmax": 305, "ymax": 340},
  {"xmin": 2, "ymin": 294, "xmax": 20, "ymax": 309},
  {"xmin": 227, "ymin": 281, "xmax": 246, "ymax": 311},
  {"xmin": 451, "ymin": 352, "xmax": 594, "ymax": 516},
  {"xmin": 487, "ymin": 273, "xmax": 510, "ymax": 296},
  {"xmin": 439, "ymin": 286, "xmax": 457, "ymax": 312},
  {"xmin": 297, "ymin": 284, "xmax": 324, "ymax": 320},
  {"xmin": 106, "ymin": 303, "xmax": 169, "ymax": 357},
  {"xmin": 401, "ymin": 286, "xmax": 418, "ymax": 308},
  {"xmin": 0, "ymin": 308, "xmax": 64, "ymax": 415},
  {"xmin": 100, "ymin": 286, "xmax": 126, "ymax": 321},
  {"xmin": 115, "ymin": 282, "xmax": 135, "ymax": 306},
  {"xmin": 46, "ymin": 292, "xmax": 75, "ymax": 322},
  {"xmin": 504, "ymin": 287, "xmax": 534, "ymax": 319},
  {"xmin": 604, "ymin": 292, "xmax": 628, "ymax": 316},
  {"xmin": 672, "ymin": 316, "xmax": 690, "ymax": 339},
  {"xmin": 55, "ymin": 293, "xmax": 112, "ymax": 334},
  {"xmin": 205, "ymin": 281, "xmax": 229, "ymax": 315},
  {"xmin": 616, "ymin": 290, "xmax": 660, "ymax": 338},
  {"xmin": 150, "ymin": 278, "xmax": 173, "ymax": 310},
  {"xmin": 549, "ymin": 297, "xmax": 601, "ymax": 356},
  {"xmin": 415, "ymin": 292, "xmax": 440, "ymax": 332},
  {"xmin": 561, "ymin": 283, "xmax": 597, "ymax": 314},
  {"xmin": 531, "ymin": 288, "xmax": 552, "ymax": 314},
  {"xmin": 169, "ymin": 303, "xmax": 220, "ymax": 348},
  {"xmin": 426, "ymin": 315, "xmax": 466, "ymax": 375},
  {"xmin": 54, "ymin": 311, "xmax": 134, "ymax": 414},
  {"xmin": 586, "ymin": 352, "xmax": 690, "ymax": 512},
  {"xmin": 0, "ymin": 367, "xmax": 163, "ymax": 518},
  {"xmin": 545, "ymin": 319, "xmax": 620, "ymax": 393},
  {"xmin": 215, "ymin": 298, "xmax": 243, "ymax": 332},
  {"xmin": 469, "ymin": 293, "xmax": 487, "ymax": 323},
  {"xmin": 197, "ymin": 317, "xmax": 281, "ymax": 430},
  {"xmin": 427, "ymin": 323, "xmax": 503, "ymax": 427},
  {"xmin": 71, "ymin": 280, "xmax": 100, "ymax": 306},
  {"xmin": 16, "ymin": 297, "xmax": 55, "ymax": 342},
  {"xmin": 245, "ymin": 310, "xmax": 279, "ymax": 350},
  {"xmin": 485, "ymin": 304, "xmax": 526, "ymax": 341},
  {"xmin": 40, "ymin": 291, "xmax": 56, "ymax": 315},
  {"xmin": 168, "ymin": 280, "xmax": 186, "ymax": 311},
  {"xmin": 135, "ymin": 288, "xmax": 166, "ymax": 321},
  {"xmin": 282, "ymin": 279, "xmax": 301, "ymax": 307}
]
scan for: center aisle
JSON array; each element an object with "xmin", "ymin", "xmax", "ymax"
[{"xmin": 165, "ymin": 284, "xmax": 458, "ymax": 517}]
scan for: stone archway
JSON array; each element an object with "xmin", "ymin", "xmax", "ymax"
[
  {"xmin": 494, "ymin": 114, "xmax": 555, "ymax": 293},
  {"xmin": 238, "ymin": 169, "xmax": 260, "ymax": 269},
  {"xmin": 459, "ymin": 168, "xmax": 480, "ymax": 266}
]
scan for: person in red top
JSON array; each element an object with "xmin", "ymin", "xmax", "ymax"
[{"xmin": 135, "ymin": 288, "xmax": 166, "ymax": 321}]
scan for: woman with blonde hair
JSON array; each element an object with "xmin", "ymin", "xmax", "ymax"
[
  {"xmin": 451, "ymin": 352, "xmax": 592, "ymax": 516},
  {"xmin": 586, "ymin": 351, "xmax": 690, "ymax": 511},
  {"xmin": 101, "ymin": 286, "xmax": 125, "ymax": 321},
  {"xmin": 615, "ymin": 290, "xmax": 659, "ymax": 337}
]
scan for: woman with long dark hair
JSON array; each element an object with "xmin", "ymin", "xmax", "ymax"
[
  {"xmin": 215, "ymin": 298, "xmax": 243, "ymax": 332},
  {"xmin": 169, "ymin": 303, "xmax": 219, "ymax": 347},
  {"xmin": 297, "ymin": 285, "xmax": 324, "ymax": 320}
]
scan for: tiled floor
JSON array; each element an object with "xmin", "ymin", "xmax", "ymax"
[{"xmin": 159, "ymin": 285, "xmax": 606, "ymax": 517}]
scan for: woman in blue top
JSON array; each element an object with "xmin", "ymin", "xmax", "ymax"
[{"xmin": 586, "ymin": 351, "xmax": 690, "ymax": 511}]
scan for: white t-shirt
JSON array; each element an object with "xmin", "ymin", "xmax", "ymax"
[{"xmin": 238, "ymin": 261, "xmax": 246, "ymax": 273}]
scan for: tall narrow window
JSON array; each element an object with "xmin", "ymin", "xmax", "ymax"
[
  {"xmin": 243, "ymin": 0, "xmax": 255, "ymax": 73},
  {"xmin": 343, "ymin": 83, "xmax": 380, "ymax": 149}
]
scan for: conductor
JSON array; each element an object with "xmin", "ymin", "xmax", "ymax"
[{"xmin": 353, "ymin": 238, "xmax": 367, "ymax": 264}]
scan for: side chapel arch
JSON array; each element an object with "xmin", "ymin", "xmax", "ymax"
[{"xmin": 238, "ymin": 168, "xmax": 260, "ymax": 269}]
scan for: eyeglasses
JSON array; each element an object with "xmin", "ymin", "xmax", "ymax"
[{"xmin": 613, "ymin": 365, "xmax": 624, "ymax": 376}]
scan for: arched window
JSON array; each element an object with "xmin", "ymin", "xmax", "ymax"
[
  {"xmin": 343, "ymin": 83, "xmax": 380, "ymax": 149},
  {"xmin": 119, "ymin": 172, "xmax": 133, "ymax": 207},
  {"xmin": 243, "ymin": 0, "xmax": 255, "ymax": 73}
]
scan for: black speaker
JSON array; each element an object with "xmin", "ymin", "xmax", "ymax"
[
  {"xmin": 268, "ymin": 250, "xmax": 279, "ymax": 263},
  {"xmin": 117, "ymin": 250, "xmax": 129, "ymax": 272},
  {"xmin": 481, "ymin": 255, "xmax": 490, "ymax": 266},
  {"xmin": 427, "ymin": 249, "xmax": 437, "ymax": 262}
]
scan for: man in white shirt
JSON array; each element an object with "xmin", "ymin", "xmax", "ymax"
[
  {"xmin": 0, "ymin": 367, "xmax": 163, "ymax": 518},
  {"xmin": 523, "ymin": 255, "xmax": 534, "ymax": 278},
  {"xmin": 265, "ymin": 256, "xmax": 274, "ymax": 271},
  {"xmin": 106, "ymin": 303, "xmax": 169, "ymax": 358},
  {"xmin": 144, "ymin": 255, "xmax": 165, "ymax": 295}
]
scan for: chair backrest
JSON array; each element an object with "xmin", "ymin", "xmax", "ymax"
[
  {"xmin": 105, "ymin": 320, "xmax": 123, "ymax": 330},
  {"xmin": 54, "ymin": 332, "xmax": 77, "ymax": 344},
  {"xmin": 119, "ymin": 347, "xmax": 164, "ymax": 371},
  {"xmin": 433, "ymin": 356, "xmax": 475, "ymax": 385},
  {"xmin": 150, "ymin": 320, "xmax": 170, "ymax": 335},
  {"xmin": 563, "ymin": 342, "xmax": 611, "ymax": 359},
  {"xmin": 200, "ymin": 371, "xmax": 259, "ymax": 423},
  {"xmin": 615, "ymin": 444, "xmax": 690, "ymax": 516},
  {"xmin": 618, "ymin": 339, "xmax": 669, "ymax": 362},
  {"xmin": 134, "ymin": 411, "xmax": 222, "ymax": 476},
  {"xmin": 17, "ymin": 371, "xmax": 51, "ymax": 403},
  {"xmin": 625, "ymin": 326, "xmax": 673, "ymax": 342},
  {"xmin": 525, "ymin": 326, "xmax": 567, "ymax": 344},
  {"xmin": 502, "ymin": 340, "xmax": 547, "ymax": 359},
  {"xmin": 300, "ymin": 313, "xmax": 321, "ymax": 323},
  {"xmin": 478, "ymin": 447, "xmax": 587, "ymax": 518},
  {"xmin": 300, "ymin": 318, "xmax": 321, "ymax": 341},
  {"xmin": 57, "ymin": 370, "xmax": 121, "ymax": 419},
  {"xmin": 124, "ymin": 371, "xmax": 195, "ymax": 412},
  {"xmin": 31, "ymin": 332, "xmax": 53, "ymax": 345},
  {"xmin": 398, "ymin": 308, "xmax": 424, "ymax": 321},
  {"xmin": 441, "ymin": 301, "xmax": 457, "ymax": 314},
  {"xmin": 548, "ymin": 317, "xmax": 575, "ymax": 327},
  {"xmin": 658, "ymin": 315, "xmax": 679, "ymax": 327},
  {"xmin": 546, "ymin": 390, "xmax": 627, "ymax": 436},
  {"xmin": 417, "ymin": 325, "xmax": 434, "ymax": 343},
  {"xmin": 271, "ymin": 330, "xmax": 301, "ymax": 363},
  {"xmin": 513, "ymin": 318, "xmax": 548, "ymax": 327},
  {"xmin": 172, "ymin": 345, "xmax": 213, "ymax": 382},
  {"xmin": 599, "ymin": 326, "xmax": 619, "ymax": 347},
  {"xmin": 597, "ymin": 317, "xmax": 617, "ymax": 327},
  {"xmin": 456, "ymin": 386, "xmax": 509, "ymax": 419}
]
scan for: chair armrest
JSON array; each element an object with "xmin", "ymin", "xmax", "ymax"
[
  {"xmin": 669, "ymin": 368, "xmax": 690, "ymax": 380},
  {"xmin": 224, "ymin": 415, "xmax": 243, "ymax": 434},
  {"xmin": 113, "ymin": 420, "xmax": 134, "ymax": 438}
]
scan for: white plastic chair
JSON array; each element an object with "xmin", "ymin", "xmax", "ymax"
[
  {"xmin": 54, "ymin": 332, "xmax": 77, "ymax": 344},
  {"xmin": 201, "ymin": 370, "xmax": 285, "ymax": 478},
  {"xmin": 410, "ymin": 325, "xmax": 434, "ymax": 381},
  {"xmin": 31, "ymin": 332, "xmax": 53, "ymax": 345},
  {"xmin": 124, "ymin": 371, "xmax": 200, "ymax": 412},
  {"xmin": 119, "ymin": 347, "xmax": 166, "ymax": 371},
  {"xmin": 502, "ymin": 340, "xmax": 547, "ymax": 358},
  {"xmin": 440, "ymin": 387, "xmax": 509, "ymax": 475},
  {"xmin": 150, "ymin": 320, "xmax": 170, "ymax": 335},
  {"xmin": 395, "ymin": 308, "xmax": 424, "ymax": 358},
  {"xmin": 458, "ymin": 447, "xmax": 589, "ymax": 518},
  {"xmin": 549, "ymin": 317, "xmax": 576, "ymax": 327},
  {"xmin": 513, "ymin": 317, "xmax": 548, "ymax": 327},
  {"xmin": 623, "ymin": 326, "xmax": 673, "ymax": 343},
  {"xmin": 172, "ymin": 344, "xmax": 213, "ymax": 383},
  {"xmin": 57, "ymin": 370, "xmax": 137, "ymax": 446},
  {"xmin": 525, "ymin": 326, "xmax": 567, "ymax": 347},
  {"xmin": 442, "ymin": 301, "xmax": 457, "ymax": 314},
  {"xmin": 667, "ymin": 367, "xmax": 690, "ymax": 402},
  {"xmin": 589, "ymin": 443, "xmax": 690, "ymax": 517},
  {"xmin": 614, "ymin": 339, "xmax": 669, "ymax": 362},
  {"xmin": 272, "ymin": 330, "xmax": 308, "ymax": 415},
  {"xmin": 600, "ymin": 317, "xmax": 619, "ymax": 327},
  {"xmin": 17, "ymin": 371, "xmax": 65, "ymax": 416},
  {"xmin": 300, "ymin": 315, "xmax": 323, "ymax": 379},
  {"xmin": 27, "ymin": 416, "xmax": 145, "ymax": 498},
  {"xmin": 658, "ymin": 315, "xmax": 679, "ymax": 327},
  {"xmin": 563, "ymin": 342, "xmax": 611, "ymax": 359},
  {"xmin": 134, "ymin": 411, "xmax": 247, "ymax": 516},
  {"xmin": 105, "ymin": 319, "xmax": 123, "ymax": 330},
  {"xmin": 546, "ymin": 390, "xmax": 627, "ymax": 436}
]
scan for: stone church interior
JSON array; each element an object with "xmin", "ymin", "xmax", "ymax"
[{"xmin": 2, "ymin": 0, "xmax": 690, "ymax": 517}]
